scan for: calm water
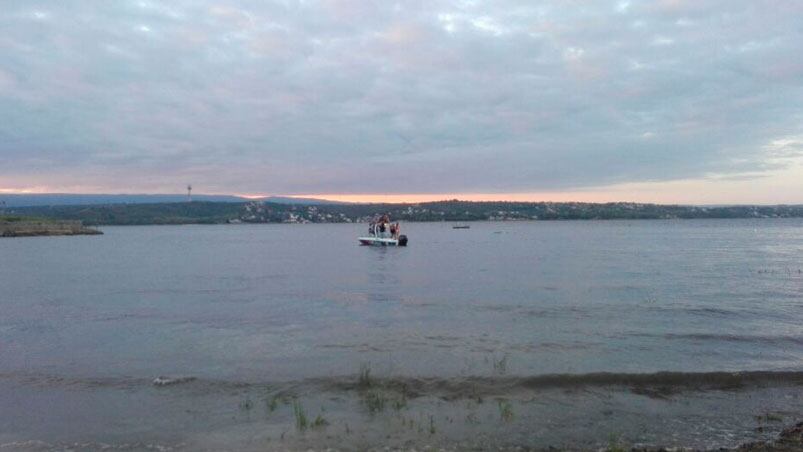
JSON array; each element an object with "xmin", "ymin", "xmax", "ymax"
[{"xmin": 1, "ymin": 220, "xmax": 802, "ymax": 450}]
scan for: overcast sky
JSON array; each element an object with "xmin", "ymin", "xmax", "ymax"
[{"xmin": 1, "ymin": 0, "xmax": 802, "ymax": 203}]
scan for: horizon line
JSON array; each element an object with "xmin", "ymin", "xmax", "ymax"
[{"xmin": 1, "ymin": 190, "xmax": 802, "ymax": 206}]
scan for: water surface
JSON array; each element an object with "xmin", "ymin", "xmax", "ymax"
[{"xmin": 1, "ymin": 220, "xmax": 802, "ymax": 450}]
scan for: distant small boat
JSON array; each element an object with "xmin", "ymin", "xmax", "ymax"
[{"xmin": 452, "ymin": 225, "xmax": 470, "ymax": 229}]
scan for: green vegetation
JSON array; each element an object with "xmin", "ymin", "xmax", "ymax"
[
  {"xmin": 492, "ymin": 353, "xmax": 509, "ymax": 375},
  {"xmin": 607, "ymin": 432, "xmax": 627, "ymax": 452},
  {"xmin": 6, "ymin": 202, "xmax": 242, "ymax": 225},
  {"xmin": 391, "ymin": 392, "xmax": 407, "ymax": 411},
  {"xmin": 358, "ymin": 363, "xmax": 372, "ymax": 388},
  {"xmin": 497, "ymin": 399, "xmax": 514, "ymax": 422},
  {"xmin": 0, "ymin": 215, "xmax": 53, "ymax": 223},
  {"xmin": 267, "ymin": 394, "xmax": 280, "ymax": 412},
  {"xmin": 355, "ymin": 363, "xmax": 410, "ymax": 415},
  {"xmin": 293, "ymin": 400, "xmax": 308, "ymax": 431},
  {"xmin": 362, "ymin": 390, "xmax": 386, "ymax": 414},
  {"xmin": 756, "ymin": 412, "xmax": 784, "ymax": 423},
  {"xmin": 239, "ymin": 397, "xmax": 254, "ymax": 411},
  {"xmin": 311, "ymin": 413, "xmax": 329, "ymax": 428},
  {"xmin": 6, "ymin": 200, "xmax": 803, "ymax": 226}
]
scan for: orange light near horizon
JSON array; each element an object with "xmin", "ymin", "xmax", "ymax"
[
  {"xmin": 235, "ymin": 193, "xmax": 271, "ymax": 199},
  {"xmin": 0, "ymin": 187, "xmax": 51, "ymax": 194},
  {"xmin": 287, "ymin": 192, "xmax": 634, "ymax": 204}
]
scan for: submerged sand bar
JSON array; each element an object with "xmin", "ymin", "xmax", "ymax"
[{"xmin": 0, "ymin": 219, "xmax": 102, "ymax": 237}]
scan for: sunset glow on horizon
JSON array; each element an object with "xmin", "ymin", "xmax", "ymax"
[{"xmin": 3, "ymin": 160, "xmax": 803, "ymax": 206}]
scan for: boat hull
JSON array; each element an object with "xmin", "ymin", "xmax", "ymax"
[{"xmin": 358, "ymin": 237, "xmax": 399, "ymax": 246}]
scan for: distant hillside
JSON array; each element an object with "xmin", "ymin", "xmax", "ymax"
[
  {"xmin": 0, "ymin": 193, "xmax": 343, "ymax": 207},
  {"xmin": 7, "ymin": 200, "xmax": 803, "ymax": 226},
  {"xmin": 8, "ymin": 202, "xmax": 243, "ymax": 225}
]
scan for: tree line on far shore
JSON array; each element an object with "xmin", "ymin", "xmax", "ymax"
[{"xmin": 5, "ymin": 200, "xmax": 803, "ymax": 226}]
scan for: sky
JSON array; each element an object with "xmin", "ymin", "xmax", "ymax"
[{"xmin": 1, "ymin": 0, "xmax": 802, "ymax": 204}]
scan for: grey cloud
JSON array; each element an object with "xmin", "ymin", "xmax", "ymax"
[{"xmin": 1, "ymin": 0, "xmax": 802, "ymax": 194}]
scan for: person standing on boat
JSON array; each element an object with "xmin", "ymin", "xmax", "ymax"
[{"xmin": 381, "ymin": 214, "xmax": 391, "ymax": 237}]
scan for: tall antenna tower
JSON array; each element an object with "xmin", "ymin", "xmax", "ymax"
[{"xmin": 187, "ymin": 184, "xmax": 192, "ymax": 202}]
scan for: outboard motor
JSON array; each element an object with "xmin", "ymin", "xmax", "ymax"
[{"xmin": 398, "ymin": 235, "xmax": 408, "ymax": 247}]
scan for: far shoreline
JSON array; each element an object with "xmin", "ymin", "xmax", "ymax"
[
  {"xmin": 5, "ymin": 200, "xmax": 802, "ymax": 226},
  {"xmin": 83, "ymin": 216, "xmax": 803, "ymax": 227}
]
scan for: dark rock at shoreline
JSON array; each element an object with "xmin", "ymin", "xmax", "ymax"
[
  {"xmin": 735, "ymin": 422, "xmax": 803, "ymax": 451},
  {"xmin": 0, "ymin": 219, "xmax": 102, "ymax": 237},
  {"xmin": 624, "ymin": 422, "xmax": 803, "ymax": 451}
]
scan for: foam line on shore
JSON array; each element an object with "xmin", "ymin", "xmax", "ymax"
[{"xmin": 3, "ymin": 370, "xmax": 803, "ymax": 399}]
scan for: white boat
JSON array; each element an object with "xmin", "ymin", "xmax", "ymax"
[
  {"xmin": 358, "ymin": 236, "xmax": 405, "ymax": 246},
  {"xmin": 359, "ymin": 216, "xmax": 408, "ymax": 246}
]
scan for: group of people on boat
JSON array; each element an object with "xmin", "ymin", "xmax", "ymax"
[{"xmin": 369, "ymin": 214, "xmax": 401, "ymax": 239}]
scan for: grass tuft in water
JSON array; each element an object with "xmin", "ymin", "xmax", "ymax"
[
  {"xmin": 293, "ymin": 400, "xmax": 308, "ymax": 432},
  {"xmin": 362, "ymin": 390, "xmax": 386, "ymax": 414},
  {"xmin": 607, "ymin": 432, "xmax": 627, "ymax": 452},
  {"xmin": 312, "ymin": 413, "xmax": 329, "ymax": 428},
  {"xmin": 756, "ymin": 412, "xmax": 784, "ymax": 423},
  {"xmin": 267, "ymin": 394, "xmax": 280, "ymax": 412},
  {"xmin": 497, "ymin": 399, "xmax": 514, "ymax": 422},
  {"xmin": 239, "ymin": 397, "xmax": 254, "ymax": 411},
  {"xmin": 492, "ymin": 353, "xmax": 509, "ymax": 374},
  {"xmin": 358, "ymin": 363, "xmax": 372, "ymax": 388},
  {"xmin": 391, "ymin": 392, "xmax": 408, "ymax": 410}
]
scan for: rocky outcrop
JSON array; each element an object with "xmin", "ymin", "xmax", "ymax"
[
  {"xmin": 736, "ymin": 422, "xmax": 803, "ymax": 451},
  {"xmin": 0, "ymin": 220, "xmax": 102, "ymax": 237}
]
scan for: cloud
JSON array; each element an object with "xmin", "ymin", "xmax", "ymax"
[{"xmin": 0, "ymin": 0, "xmax": 801, "ymax": 199}]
